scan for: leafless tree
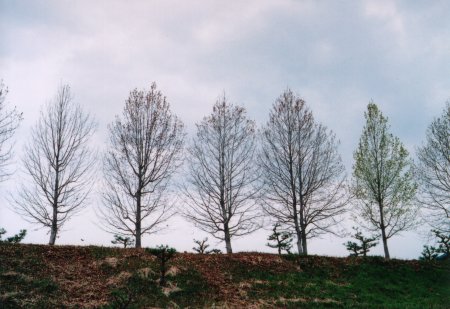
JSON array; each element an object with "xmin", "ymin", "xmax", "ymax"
[
  {"xmin": 417, "ymin": 102, "xmax": 450, "ymax": 233},
  {"xmin": 12, "ymin": 85, "xmax": 96, "ymax": 245},
  {"xmin": 259, "ymin": 89, "xmax": 348, "ymax": 255},
  {"xmin": 0, "ymin": 80, "xmax": 23, "ymax": 181},
  {"xmin": 182, "ymin": 96, "xmax": 260, "ymax": 253},
  {"xmin": 100, "ymin": 83, "xmax": 185, "ymax": 248}
]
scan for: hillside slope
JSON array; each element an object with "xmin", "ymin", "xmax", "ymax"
[{"xmin": 1, "ymin": 244, "xmax": 449, "ymax": 308}]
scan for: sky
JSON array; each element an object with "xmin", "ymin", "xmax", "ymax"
[{"xmin": 0, "ymin": 0, "xmax": 449, "ymax": 258}]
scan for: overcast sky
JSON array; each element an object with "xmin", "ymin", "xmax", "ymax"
[{"xmin": 1, "ymin": 0, "xmax": 449, "ymax": 258}]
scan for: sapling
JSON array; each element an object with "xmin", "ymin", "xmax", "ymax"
[
  {"xmin": 193, "ymin": 238, "xmax": 211, "ymax": 254},
  {"xmin": 145, "ymin": 245, "xmax": 177, "ymax": 286},
  {"xmin": 111, "ymin": 234, "xmax": 135, "ymax": 248},
  {"xmin": 266, "ymin": 223, "xmax": 293, "ymax": 255},
  {"xmin": 344, "ymin": 227, "xmax": 378, "ymax": 257}
]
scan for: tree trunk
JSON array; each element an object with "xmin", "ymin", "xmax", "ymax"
[
  {"xmin": 294, "ymin": 218, "xmax": 303, "ymax": 255},
  {"xmin": 49, "ymin": 210, "xmax": 57, "ymax": 246},
  {"xmin": 49, "ymin": 180, "xmax": 59, "ymax": 245},
  {"xmin": 292, "ymin": 192, "xmax": 303, "ymax": 254},
  {"xmin": 135, "ymin": 190, "xmax": 142, "ymax": 248},
  {"xmin": 275, "ymin": 231, "xmax": 282, "ymax": 255},
  {"xmin": 301, "ymin": 227, "xmax": 308, "ymax": 255},
  {"xmin": 378, "ymin": 202, "xmax": 390, "ymax": 259},
  {"xmin": 298, "ymin": 193, "xmax": 308, "ymax": 255},
  {"xmin": 224, "ymin": 222, "xmax": 232, "ymax": 254},
  {"xmin": 296, "ymin": 232, "xmax": 303, "ymax": 255},
  {"xmin": 50, "ymin": 163, "xmax": 60, "ymax": 246},
  {"xmin": 381, "ymin": 227, "xmax": 390, "ymax": 259},
  {"xmin": 293, "ymin": 216, "xmax": 303, "ymax": 254}
]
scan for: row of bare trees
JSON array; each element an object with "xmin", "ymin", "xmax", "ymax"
[{"xmin": 0, "ymin": 80, "xmax": 448, "ymax": 258}]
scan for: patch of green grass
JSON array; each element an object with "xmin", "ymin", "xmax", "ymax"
[
  {"xmin": 0, "ymin": 271, "xmax": 59, "ymax": 308},
  {"xmin": 103, "ymin": 267, "xmax": 211, "ymax": 308},
  {"xmin": 103, "ymin": 274, "xmax": 167, "ymax": 309},
  {"xmin": 233, "ymin": 257, "xmax": 450, "ymax": 308},
  {"xmin": 168, "ymin": 268, "xmax": 212, "ymax": 307},
  {"xmin": 89, "ymin": 245, "xmax": 121, "ymax": 259}
]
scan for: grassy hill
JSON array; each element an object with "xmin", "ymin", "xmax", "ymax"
[{"xmin": 0, "ymin": 243, "xmax": 449, "ymax": 308}]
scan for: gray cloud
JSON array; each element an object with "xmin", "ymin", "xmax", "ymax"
[{"xmin": 0, "ymin": 0, "xmax": 449, "ymax": 257}]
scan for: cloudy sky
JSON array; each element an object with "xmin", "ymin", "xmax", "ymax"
[{"xmin": 1, "ymin": 0, "xmax": 449, "ymax": 258}]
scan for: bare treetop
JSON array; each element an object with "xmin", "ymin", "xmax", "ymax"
[
  {"xmin": 101, "ymin": 83, "xmax": 185, "ymax": 248},
  {"xmin": 417, "ymin": 102, "xmax": 450, "ymax": 233},
  {"xmin": 12, "ymin": 84, "xmax": 96, "ymax": 245},
  {"xmin": 0, "ymin": 80, "xmax": 23, "ymax": 181}
]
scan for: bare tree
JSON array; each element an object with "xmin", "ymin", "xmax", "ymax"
[
  {"xmin": 352, "ymin": 103, "xmax": 418, "ymax": 259},
  {"xmin": 100, "ymin": 83, "xmax": 185, "ymax": 248},
  {"xmin": 12, "ymin": 85, "xmax": 96, "ymax": 245},
  {"xmin": 259, "ymin": 89, "xmax": 347, "ymax": 255},
  {"xmin": 417, "ymin": 102, "xmax": 450, "ymax": 233},
  {"xmin": 0, "ymin": 80, "xmax": 23, "ymax": 181},
  {"xmin": 182, "ymin": 96, "xmax": 260, "ymax": 253}
]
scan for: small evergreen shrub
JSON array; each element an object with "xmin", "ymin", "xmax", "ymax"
[
  {"xmin": 266, "ymin": 223, "xmax": 293, "ymax": 255},
  {"xmin": 145, "ymin": 245, "xmax": 177, "ymax": 286},
  {"xmin": 0, "ymin": 228, "xmax": 27, "ymax": 244},
  {"xmin": 344, "ymin": 227, "xmax": 378, "ymax": 257},
  {"xmin": 111, "ymin": 234, "xmax": 135, "ymax": 248}
]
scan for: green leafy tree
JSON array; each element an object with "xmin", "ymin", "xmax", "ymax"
[
  {"xmin": 417, "ymin": 102, "xmax": 450, "ymax": 233},
  {"xmin": 266, "ymin": 223, "xmax": 293, "ymax": 255},
  {"xmin": 352, "ymin": 103, "xmax": 418, "ymax": 259},
  {"xmin": 0, "ymin": 228, "xmax": 27, "ymax": 244},
  {"xmin": 344, "ymin": 227, "xmax": 378, "ymax": 257},
  {"xmin": 145, "ymin": 245, "xmax": 176, "ymax": 286},
  {"xmin": 111, "ymin": 234, "xmax": 135, "ymax": 248}
]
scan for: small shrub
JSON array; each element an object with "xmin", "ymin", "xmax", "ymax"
[
  {"xmin": 420, "ymin": 245, "xmax": 439, "ymax": 261},
  {"xmin": 192, "ymin": 238, "xmax": 221, "ymax": 254},
  {"xmin": 193, "ymin": 238, "xmax": 210, "ymax": 254},
  {"xmin": 145, "ymin": 245, "xmax": 176, "ymax": 286},
  {"xmin": 111, "ymin": 235, "xmax": 135, "ymax": 248},
  {"xmin": 344, "ymin": 227, "xmax": 378, "ymax": 257},
  {"xmin": 0, "ymin": 228, "xmax": 27, "ymax": 244},
  {"xmin": 266, "ymin": 223, "xmax": 293, "ymax": 255},
  {"xmin": 419, "ymin": 230, "xmax": 450, "ymax": 261}
]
